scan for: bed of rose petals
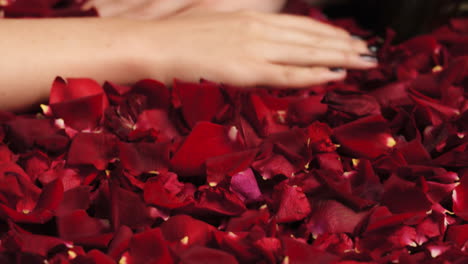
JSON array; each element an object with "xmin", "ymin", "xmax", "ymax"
[{"xmin": 0, "ymin": 1, "xmax": 468, "ymax": 264}]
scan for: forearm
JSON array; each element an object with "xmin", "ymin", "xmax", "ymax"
[{"xmin": 0, "ymin": 18, "xmax": 147, "ymax": 112}]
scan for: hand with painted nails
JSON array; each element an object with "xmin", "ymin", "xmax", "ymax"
[
  {"xmin": 136, "ymin": 10, "xmax": 378, "ymax": 88},
  {"xmin": 0, "ymin": 7, "xmax": 377, "ymax": 111}
]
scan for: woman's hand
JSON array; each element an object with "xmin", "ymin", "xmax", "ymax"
[{"xmin": 135, "ymin": 10, "xmax": 377, "ymax": 88}]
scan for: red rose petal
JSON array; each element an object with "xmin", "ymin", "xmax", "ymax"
[
  {"xmin": 6, "ymin": 117, "xmax": 69, "ymax": 153},
  {"xmin": 307, "ymin": 200, "xmax": 368, "ymax": 235},
  {"xmin": 118, "ymin": 141, "xmax": 171, "ymax": 175},
  {"xmin": 178, "ymin": 246, "xmax": 238, "ymax": 264},
  {"xmin": 110, "ymin": 184, "xmax": 151, "ymax": 229},
  {"xmin": 323, "ymin": 91, "xmax": 381, "ymax": 117},
  {"xmin": 49, "ymin": 77, "xmax": 109, "ymax": 130},
  {"xmin": 173, "ymin": 80, "xmax": 226, "ymax": 128},
  {"xmin": 287, "ymin": 95, "xmax": 328, "ymax": 126},
  {"xmin": 333, "ymin": 115, "xmax": 395, "ymax": 159},
  {"xmin": 252, "ymin": 154, "xmax": 295, "ymax": 180},
  {"xmin": 160, "ymin": 214, "xmax": 216, "ymax": 246},
  {"xmin": 128, "ymin": 228, "xmax": 173, "ymax": 264},
  {"xmin": 452, "ymin": 169, "xmax": 468, "ymax": 220},
  {"xmin": 446, "ymin": 224, "xmax": 468, "ymax": 248},
  {"xmin": 67, "ymin": 132, "xmax": 118, "ymax": 170},
  {"xmin": 193, "ymin": 187, "xmax": 247, "ymax": 216},
  {"xmin": 56, "ymin": 186, "xmax": 91, "ymax": 216},
  {"xmin": 282, "ymin": 236, "xmax": 339, "ymax": 264},
  {"xmin": 144, "ymin": 172, "xmax": 193, "ymax": 209},
  {"xmin": 132, "ymin": 109, "xmax": 180, "ymax": 142},
  {"xmin": 57, "ymin": 210, "xmax": 108, "ymax": 241},
  {"xmin": 132, "ymin": 79, "xmax": 170, "ymax": 109},
  {"xmin": 381, "ymin": 174, "xmax": 432, "ymax": 214},
  {"xmin": 273, "ymin": 183, "xmax": 311, "ymax": 223},
  {"xmin": 2, "ymin": 230, "xmax": 68, "ymax": 257},
  {"xmin": 107, "ymin": 225, "xmax": 133, "ymax": 260},
  {"xmin": 170, "ymin": 122, "xmax": 240, "ymax": 177},
  {"xmin": 205, "ymin": 148, "xmax": 258, "ymax": 186}
]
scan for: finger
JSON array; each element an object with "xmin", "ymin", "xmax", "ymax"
[
  {"xmin": 257, "ymin": 42, "xmax": 377, "ymax": 69},
  {"xmin": 255, "ymin": 12, "xmax": 352, "ymax": 40},
  {"xmin": 257, "ymin": 25, "xmax": 371, "ymax": 54},
  {"xmin": 256, "ymin": 64, "xmax": 347, "ymax": 88}
]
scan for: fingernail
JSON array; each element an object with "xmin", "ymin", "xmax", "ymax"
[
  {"xmin": 330, "ymin": 67, "xmax": 345, "ymax": 73},
  {"xmin": 368, "ymin": 45, "xmax": 379, "ymax": 54},
  {"xmin": 351, "ymin": 34, "xmax": 363, "ymax": 40},
  {"xmin": 360, "ymin": 54, "xmax": 378, "ymax": 63}
]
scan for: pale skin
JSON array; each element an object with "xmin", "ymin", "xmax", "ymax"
[{"xmin": 0, "ymin": 0, "xmax": 377, "ymax": 112}]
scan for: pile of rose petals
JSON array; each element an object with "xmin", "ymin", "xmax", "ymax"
[{"xmin": 1, "ymin": 1, "xmax": 468, "ymax": 264}]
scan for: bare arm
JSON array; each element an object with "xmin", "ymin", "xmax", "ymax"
[
  {"xmin": 0, "ymin": 11, "xmax": 376, "ymax": 112},
  {"xmin": 0, "ymin": 18, "xmax": 146, "ymax": 112}
]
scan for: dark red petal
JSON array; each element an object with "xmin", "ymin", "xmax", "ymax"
[
  {"xmin": 252, "ymin": 154, "xmax": 295, "ymax": 180},
  {"xmin": 160, "ymin": 215, "xmax": 216, "ymax": 246},
  {"xmin": 253, "ymin": 237, "xmax": 282, "ymax": 264},
  {"xmin": 273, "ymin": 183, "xmax": 311, "ymax": 223},
  {"xmin": 132, "ymin": 109, "xmax": 180, "ymax": 142},
  {"xmin": 56, "ymin": 186, "xmax": 91, "ymax": 216},
  {"xmin": 33, "ymin": 178, "xmax": 64, "ymax": 213},
  {"xmin": 67, "ymin": 132, "xmax": 118, "ymax": 170},
  {"xmin": 129, "ymin": 228, "xmax": 173, "ymax": 264},
  {"xmin": 57, "ymin": 210, "xmax": 108, "ymax": 241},
  {"xmin": 445, "ymin": 224, "xmax": 468, "ymax": 248},
  {"xmin": 333, "ymin": 115, "xmax": 396, "ymax": 159},
  {"xmin": 306, "ymin": 122, "xmax": 335, "ymax": 153},
  {"xmin": 282, "ymin": 236, "xmax": 339, "ymax": 264},
  {"xmin": 213, "ymin": 231, "xmax": 258, "ymax": 262},
  {"xmin": 144, "ymin": 172, "xmax": 193, "ymax": 209},
  {"xmin": 206, "ymin": 148, "xmax": 258, "ymax": 186},
  {"xmin": 226, "ymin": 209, "xmax": 270, "ymax": 232},
  {"xmin": 193, "ymin": 187, "xmax": 247, "ymax": 216},
  {"xmin": 132, "ymin": 79, "xmax": 170, "ymax": 109},
  {"xmin": 49, "ymin": 77, "xmax": 109, "ymax": 130},
  {"xmin": 86, "ymin": 249, "xmax": 115, "ymax": 264},
  {"xmin": 307, "ymin": 200, "xmax": 368, "ymax": 235},
  {"xmin": 178, "ymin": 246, "xmax": 238, "ymax": 264},
  {"xmin": 2, "ymin": 230, "xmax": 67, "ymax": 257},
  {"xmin": 170, "ymin": 122, "xmax": 240, "ymax": 177},
  {"xmin": 6, "ymin": 117, "xmax": 69, "ymax": 153},
  {"xmin": 287, "ymin": 95, "xmax": 328, "ymax": 126},
  {"xmin": 452, "ymin": 169, "xmax": 468, "ymax": 220},
  {"xmin": 173, "ymin": 80, "xmax": 226, "ymax": 128},
  {"xmin": 242, "ymin": 94, "xmax": 289, "ymax": 137},
  {"xmin": 381, "ymin": 174, "xmax": 432, "ymax": 214},
  {"xmin": 323, "ymin": 91, "xmax": 381, "ymax": 117},
  {"xmin": 107, "ymin": 226, "xmax": 133, "ymax": 260},
  {"xmin": 118, "ymin": 141, "xmax": 171, "ymax": 175},
  {"xmin": 110, "ymin": 184, "xmax": 151, "ymax": 229}
]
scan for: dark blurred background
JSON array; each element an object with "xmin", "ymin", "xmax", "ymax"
[{"xmin": 310, "ymin": 0, "xmax": 467, "ymax": 42}]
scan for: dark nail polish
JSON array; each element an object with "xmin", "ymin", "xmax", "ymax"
[
  {"xmin": 360, "ymin": 54, "xmax": 378, "ymax": 63},
  {"xmin": 330, "ymin": 67, "xmax": 345, "ymax": 73},
  {"xmin": 368, "ymin": 45, "xmax": 379, "ymax": 54}
]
